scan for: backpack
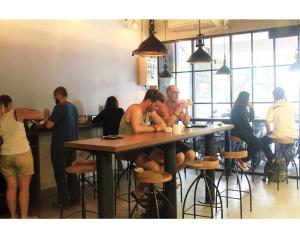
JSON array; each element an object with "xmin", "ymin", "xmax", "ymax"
[{"xmin": 267, "ymin": 159, "xmax": 286, "ymax": 182}]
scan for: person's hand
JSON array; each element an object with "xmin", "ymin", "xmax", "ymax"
[
  {"xmin": 153, "ymin": 124, "xmax": 165, "ymax": 132},
  {"xmin": 178, "ymin": 99, "xmax": 189, "ymax": 109},
  {"xmin": 43, "ymin": 109, "xmax": 50, "ymax": 119}
]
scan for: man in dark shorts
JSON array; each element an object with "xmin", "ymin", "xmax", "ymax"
[
  {"xmin": 157, "ymin": 85, "xmax": 196, "ymax": 171},
  {"xmin": 44, "ymin": 86, "xmax": 79, "ymax": 207}
]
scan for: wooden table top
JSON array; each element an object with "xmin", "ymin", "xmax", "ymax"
[{"xmin": 64, "ymin": 124, "xmax": 234, "ymax": 154}]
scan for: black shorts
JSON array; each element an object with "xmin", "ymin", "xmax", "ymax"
[{"xmin": 176, "ymin": 141, "xmax": 192, "ymax": 154}]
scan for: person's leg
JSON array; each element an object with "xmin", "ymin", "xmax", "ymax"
[
  {"xmin": 4, "ymin": 176, "xmax": 18, "ymax": 218},
  {"xmin": 51, "ymin": 149, "xmax": 68, "ymax": 205},
  {"xmin": 261, "ymin": 135, "xmax": 275, "ymax": 174},
  {"xmin": 175, "ymin": 141, "xmax": 196, "ymax": 171},
  {"xmin": 65, "ymin": 150, "xmax": 79, "ymax": 204},
  {"xmin": 133, "ymin": 153, "xmax": 161, "ymax": 199},
  {"xmin": 17, "ymin": 175, "xmax": 32, "ymax": 218},
  {"xmin": 237, "ymin": 131, "xmax": 261, "ymax": 161}
]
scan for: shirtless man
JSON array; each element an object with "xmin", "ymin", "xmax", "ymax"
[{"xmin": 118, "ymin": 89, "xmax": 166, "ymax": 200}]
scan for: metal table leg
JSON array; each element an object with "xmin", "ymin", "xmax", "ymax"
[
  {"xmin": 96, "ymin": 152, "xmax": 114, "ymax": 218},
  {"xmin": 163, "ymin": 142, "xmax": 177, "ymax": 218},
  {"xmin": 205, "ymin": 134, "xmax": 216, "ymax": 202}
]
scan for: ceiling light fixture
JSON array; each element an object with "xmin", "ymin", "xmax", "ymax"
[
  {"xmin": 187, "ymin": 20, "xmax": 212, "ymax": 64},
  {"xmin": 217, "ymin": 32, "xmax": 231, "ymax": 74},
  {"xmin": 132, "ymin": 19, "xmax": 168, "ymax": 57},
  {"xmin": 159, "ymin": 20, "xmax": 172, "ymax": 79}
]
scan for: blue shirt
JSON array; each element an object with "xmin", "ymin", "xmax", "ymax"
[{"xmin": 49, "ymin": 102, "xmax": 78, "ymax": 150}]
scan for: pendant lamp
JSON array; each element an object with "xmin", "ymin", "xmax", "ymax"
[
  {"xmin": 217, "ymin": 36, "xmax": 231, "ymax": 75},
  {"xmin": 132, "ymin": 20, "xmax": 168, "ymax": 57},
  {"xmin": 159, "ymin": 20, "xmax": 172, "ymax": 79},
  {"xmin": 187, "ymin": 20, "xmax": 212, "ymax": 64}
]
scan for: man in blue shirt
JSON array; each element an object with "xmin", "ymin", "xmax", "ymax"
[{"xmin": 44, "ymin": 86, "xmax": 79, "ymax": 207}]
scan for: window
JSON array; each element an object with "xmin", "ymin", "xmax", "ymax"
[
  {"xmin": 232, "ymin": 33, "xmax": 252, "ymax": 68},
  {"xmin": 176, "ymin": 40, "xmax": 192, "ymax": 72},
  {"xmin": 162, "ymin": 29, "xmax": 300, "ymax": 121}
]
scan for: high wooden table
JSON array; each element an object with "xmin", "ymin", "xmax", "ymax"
[{"xmin": 65, "ymin": 124, "xmax": 234, "ymax": 218}]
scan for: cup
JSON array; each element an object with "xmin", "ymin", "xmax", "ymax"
[
  {"xmin": 173, "ymin": 124, "xmax": 182, "ymax": 134},
  {"xmin": 164, "ymin": 127, "xmax": 173, "ymax": 133},
  {"xmin": 179, "ymin": 124, "xmax": 185, "ymax": 132}
]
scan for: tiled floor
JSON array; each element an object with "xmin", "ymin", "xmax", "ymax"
[{"xmin": 2, "ymin": 168, "xmax": 300, "ymax": 219}]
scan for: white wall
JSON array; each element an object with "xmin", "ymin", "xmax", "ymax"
[
  {"xmin": 0, "ymin": 20, "xmax": 147, "ymax": 190},
  {"xmin": 0, "ymin": 20, "xmax": 146, "ymax": 114}
]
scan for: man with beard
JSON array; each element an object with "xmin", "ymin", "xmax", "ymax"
[
  {"xmin": 118, "ymin": 89, "xmax": 166, "ymax": 202},
  {"xmin": 44, "ymin": 86, "xmax": 79, "ymax": 208}
]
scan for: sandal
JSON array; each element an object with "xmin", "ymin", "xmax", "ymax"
[{"xmin": 237, "ymin": 161, "xmax": 249, "ymax": 171}]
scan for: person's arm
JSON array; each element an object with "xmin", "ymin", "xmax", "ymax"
[
  {"xmin": 15, "ymin": 108, "xmax": 44, "ymax": 122},
  {"xmin": 44, "ymin": 106, "xmax": 61, "ymax": 129},
  {"xmin": 165, "ymin": 102, "xmax": 187, "ymax": 127},
  {"xmin": 130, "ymin": 106, "xmax": 160, "ymax": 133},
  {"xmin": 150, "ymin": 111, "xmax": 166, "ymax": 131},
  {"xmin": 181, "ymin": 107, "xmax": 190, "ymax": 126},
  {"xmin": 248, "ymin": 104, "xmax": 255, "ymax": 121},
  {"xmin": 265, "ymin": 106, "xmax": 274, "ymax": 135},
  {"xmin": 92, "ymin": 110, "xmax": 105, "ymax": 125},
  {"xmin": 238, "ymin": 106, "xmax": 253, "ymax": 131}
]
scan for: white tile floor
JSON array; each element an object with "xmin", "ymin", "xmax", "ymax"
[{"xmin": 27, "ymin": 168, "xmax": 300, "ymax": 219}]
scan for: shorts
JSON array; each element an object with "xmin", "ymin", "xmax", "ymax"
[{"xmin": 0, "ymin": 150, "xmax": 34, "ymax": 177}]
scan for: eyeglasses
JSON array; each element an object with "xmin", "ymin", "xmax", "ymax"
[{"xmin": 169, "ymin": 91, "xmax": 180, "ymax": 94}]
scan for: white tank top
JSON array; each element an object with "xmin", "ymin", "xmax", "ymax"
[{"xmin": 0, "ymin": 110, "xmax": 30, "ymax": 155}]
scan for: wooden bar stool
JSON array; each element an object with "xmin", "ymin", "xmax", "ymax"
[
  {"xmin": 182, "ymin": 156, "xmax": 223, "ymax": 219},
  {"xmin": 129, "ymin": 167, "xmax": 175, "ymax": 218},
  {"xmin": 216, "ymin": 150, "xmax": 252, "ymax": 219},
  {"xmin": 230, "ymin": 135, "xmax": 258, "ymax": 182},
  {"xmin": 267, "ymin": 138, "xmax": 299, "ymax": 190},
  {"xmin": 60, "ymin": 160, "xmax": 97, "ymax": 218}
]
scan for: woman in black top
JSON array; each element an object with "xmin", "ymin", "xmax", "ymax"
[
  {"xmin": 231, "ymin": 91, "xmax": 262, "ymax": 170},
  {"xmin": 92, "ymin": 96, "xmax": 124, "ymax": 136}
]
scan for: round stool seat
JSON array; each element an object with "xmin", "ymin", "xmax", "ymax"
[
  {"xmin": 72, "ymin": 159, "xmax": 96, "ymax": 166},
  {"xmin": 186, "ymin": 156, "xmax": 219, "ymax": 170},
  {"xmin": 66, "ymin": 164, "xmax": 96, "ymax": 174},
  {"xmin": 272, "ymin": 138, "xmax": 294, "ymax": 144},
  {"xmin": 230, "ymin": 135, "xmax": 242, "ymax": 143},
  {"xmin": 221, "ymin": 150, "xmax": 248, "ymax": 159},
  {"xmin": 135, "ymin": 171, "xmax": 172, "ymax": 184}
]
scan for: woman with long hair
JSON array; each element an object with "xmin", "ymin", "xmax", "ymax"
[
  {"xmin": 0, "ymin": 95, "xmax": 43, "ymax": 218},
  {"xmin": 231, "ymin": 91, "xmax": 262, "ymax": 170},
  {"xmin": 92, "ymin": 96, "xmax": 124, "ymax": 136}
]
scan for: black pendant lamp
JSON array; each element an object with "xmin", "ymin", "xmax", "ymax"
[
  {"xmin": 217, "ymin": 37, "xmax": 231, "ymax": 75},
  {"xmin": 290, "ymin": 23, "xmax": 300, "ymax": 71},
  {"xmin": 187, "ymin": 20, "xmax": 212, "ymax": 64},
  {"xmin": 159, "ymin": 56, "xmax": 172, "ymax": 78},
  {"xmin": 159, "ymin": 20, "xmax": 172, "ymax": 79},
  {"xmin": 132, "ymin": 20, "xmax": 168, "ymax": 57}
]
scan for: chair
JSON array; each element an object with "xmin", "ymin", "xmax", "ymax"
[
  {"xmin": 182, "ymin": 156, "xmax": 223, "ymax": 219},
  {"xmin": 216, "ymin": 150, "xmax": 252, "ymax": 219},
  {"xmin": 129, "ymin": 167, "xmax": 176, "ymax": 218},
  {"xmin": 60, "ymin": 160, "xmax": 97, "ymax": 218},
  {"xmin": 267, "ymin": 138, "xmax": 299, "ymax": 190}
]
